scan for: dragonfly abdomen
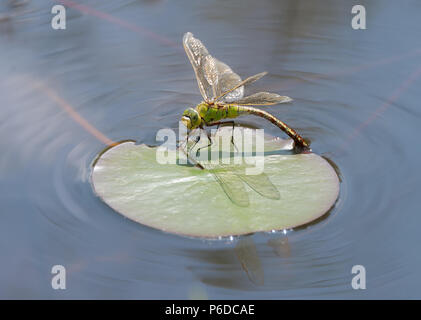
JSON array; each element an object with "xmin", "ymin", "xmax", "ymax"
[{"xmin": 239, "ymin": 106, "xmax": 309, "ymax": 148}]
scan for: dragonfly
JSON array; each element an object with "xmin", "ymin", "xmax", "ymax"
[
  {"xmin": 180, "ymin": 32, "xmax": 309, "ymax": 151},
  {"xmin": 178, "ymin": 32, "xmax": 308, "ymax": 206}
]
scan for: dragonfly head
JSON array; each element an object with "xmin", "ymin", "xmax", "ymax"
[{"xmin": 181, "ymin": 108, "xmax": 201, "ymax": 130}]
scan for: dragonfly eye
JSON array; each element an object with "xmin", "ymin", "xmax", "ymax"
[
  {"xmin": 181, "ymin": 108, "xmax": 201, "ymax": 130},
  {"xmin": 181, "ymin": 115, "xmax": 192, "ymax": 129}
]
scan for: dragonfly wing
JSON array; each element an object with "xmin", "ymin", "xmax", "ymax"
[
  {"xmin": 236, "ymin": 171, "xmax": 280, "ymax": 200},
  {"xmin": 183, "ymin": 32, "xmax": 219, "ymax": 101},
  {"xmin": 183, "ymin": 33, "xmax": 271, "ymax": 105},
  {"xmin": 231, "ymin": 92, "xmax": 292, "ymax": 106},
  {"xmin": 216, "ymin": 72, "xmax": 267, "ymax": 103},
  {"xmin": 213, "ymin": 58, "xmax": 244, "ymax": 102},
  {"xmin": 209, "ymin": 167, "xmax": 250, "ymax": 207}
]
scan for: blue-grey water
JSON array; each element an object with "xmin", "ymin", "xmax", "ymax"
[{"xmin": 1, "ymin": 0, "xmax": 420, "ymax": 299}]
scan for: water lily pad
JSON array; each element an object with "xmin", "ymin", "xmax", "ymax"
[{"xmin": 91, "ymin": 128, "xmax": 339, "ymax": 238}]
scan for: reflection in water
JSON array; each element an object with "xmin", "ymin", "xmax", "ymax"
[
  {"xmin": 235, "ymin": 237, "xmax": 264, "ymax": 286},
  {"xmin": 1, "ymin": 0, "xmax": 421, "ymax": 298},
  {"xmin": 267, "ymin": 236, "xmax": 291, "ymax": 258}
]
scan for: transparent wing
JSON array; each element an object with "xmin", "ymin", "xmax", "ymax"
[
  {"xmin": 183, "ymin": 32, "xmax": 218, "ymax": 101},
  {"xmin": 228, "ymin": 92, "xmax": 292, "ymax": 106},
  {"xmin": 209, "ymin": 167, "xmax": 250, "ymax": 207},
  {"xmin": 183, "ymin": 32, "xmax": 271, "ymax": 104},
  {"xmin": 213, "ymin": 58, "xmax": 244, "ymax": 102},
  {"xmin": 215, "ymin": 72, "xmax": 267, "ymax": 103},
  {"xmin": 236, "ymin": 171, "xmax": 280, "ymax": 200}
]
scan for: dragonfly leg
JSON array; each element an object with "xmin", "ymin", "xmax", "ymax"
[
  {"xmin": 194, "ymin": 129, "xmax": 213, "ymax": 158},
  {"xmin": 207, "ymin": 121, "xmax": 238, "ymax": 153},
  {"xmin": 187, "ymin": 132, "xmax": 201, "ymax": 154}
]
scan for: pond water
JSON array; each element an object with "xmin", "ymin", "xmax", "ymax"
[{"xmin": 1, "ymin": 0, "xmax": 420, "ymax": 299}]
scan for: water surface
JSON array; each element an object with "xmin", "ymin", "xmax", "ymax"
[{"xmin": 1, "ymin": 0, "xmax": 420, "ymax": 298}]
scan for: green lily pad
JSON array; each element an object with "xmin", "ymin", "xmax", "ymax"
[{"xmin": 91, "ymin": 128, "xmax": 339, "ymax": 238}]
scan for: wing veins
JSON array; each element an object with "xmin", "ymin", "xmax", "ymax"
[
  {"xmin": 221, "ymin": 92, "xmax": 292, "ymax": 106},
  {"xmin": 214, "ymin": 72, "xmax": 267, "ymax": 102}
]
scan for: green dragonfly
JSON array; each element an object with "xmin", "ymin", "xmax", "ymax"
[
  {"xmin": 178, "ymin": 32, "xmax": 308, "ymax": 206},
  {"xmin": 180, "ymin": 32, "xmax": 309, "ymax": 150}
]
